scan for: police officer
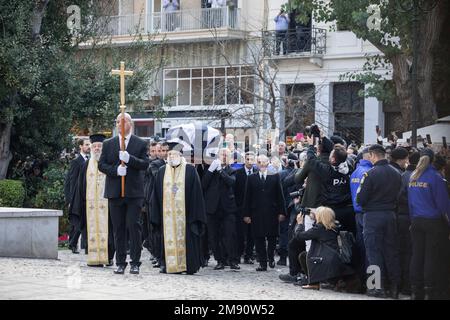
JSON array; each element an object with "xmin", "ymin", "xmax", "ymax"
[
  {"xmin": 408, "ymin": 148, "xmax": 450, "ymax": 300},
  {"xmin": 356, "ymin": 144, "xmax": 402, "ymax": 299},
  {"xmin": 350, "ymin": 147, "xmax": 373, "ymax": 289}
]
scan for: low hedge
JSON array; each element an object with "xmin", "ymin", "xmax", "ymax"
[{"xmin": 0, "ymin": 179, "xmax": 25, "ymax": 207}]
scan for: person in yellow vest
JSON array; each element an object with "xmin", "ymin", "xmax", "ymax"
[{"xmin": 73, "ymin": 134, "xmax": 115, "ymax": 267}]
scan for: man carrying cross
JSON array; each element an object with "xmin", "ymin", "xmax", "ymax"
[{"xmin": 98, "ymin": 112, "xmax": 149, "ymax": 275}]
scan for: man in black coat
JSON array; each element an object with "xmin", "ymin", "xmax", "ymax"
[
  {"xmin": 98, "ymin": 112, "xmax": 149, "ymax": 275},
  {"xmin": 243, "ymin": 154, "xmax": 286, "ymax": 271},
  {"xmin": 235, "ymin": 151, "xmax": 257, "ymax": 264},
  {"xmin": 65, "ymin": 138, "xmax": 90, "ymax": 254},
  {"xmin": 202, "ymin": 148, "xmax": 240, "ymax": 270}
]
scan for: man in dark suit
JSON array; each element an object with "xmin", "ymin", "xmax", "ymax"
[
  {"xmin": 243, "ymin": 154, "xmax": 286, "ymax": 271},
  {"xmin": 235, "ymin": 151, "xmax": 257, "ymax": 264},
  {"xmin": 98, "ymin": 112, "xmax": 149, "ymax": 275},
  {"xmin": 202, "ymin": 148, "xmax": 240, "ymax": 270},
  {"xmin": 64, "ymin": 138, "xmax": 90, "ymax": 254}
]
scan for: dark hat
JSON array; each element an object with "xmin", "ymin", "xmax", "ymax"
[
  {"xmin": 89, "ymin": 134, "xmax": 106, "ymax": 143},
  {"xmin": 361, "ymin": 147, "xmax": 370, "ymax": 154},
  {"xmin": 321, "ymin": 137, "xmax": 334, "ymax": 154},
  {"xmin": 368, "ymin": 144, "xmax": 386, "ymax": 154},
  {"xmin": 287, "ymin": 153, "xmax": 298, "ymax": 161},
  {"xmin": 420, "ymin": 148, "xmax": 434, "ymax": 162},
  {"xmin": 390, "ymin": 147, "xmax": 409, "ymax": 160},
  {"xmin": 330, "ymin": 135, "xmax": 346, "ymax": 147},
  {"xmin": 167, "ymin": 140, "xmax": 184, "ymax": 153}
]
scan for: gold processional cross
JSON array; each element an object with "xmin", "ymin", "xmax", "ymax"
[{"xmin": 111, "ymin": 61, "xmax": 134, "ymax": 197}]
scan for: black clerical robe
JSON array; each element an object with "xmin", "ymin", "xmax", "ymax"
[{"xmin": 150, "ymin": 163, "xmax": 207, "ymax": 274}]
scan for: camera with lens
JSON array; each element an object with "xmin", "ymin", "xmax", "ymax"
[
  {"xmin": 289, "ymin": 187, "xmax": 305, "ymax": 199},
  {"xmin": 304, "ymin": 123, "xmax": 321, "ymax": 143},
  {"xmin": 298, "ymin": 207, "xmax": 311, "ymax": 217}
]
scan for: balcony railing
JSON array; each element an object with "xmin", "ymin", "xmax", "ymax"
[
  {"xmin": 98, "ymin": 7, "xmax": 241, "ymax": 37},
  {"xmin": 263, "ymin": 27, "xmax": 326, "ymax": 57}
]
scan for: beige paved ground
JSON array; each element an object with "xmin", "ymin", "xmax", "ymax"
[{"xmin": 0, "ymin": 249, "xmax": 383, "ymax": 300}]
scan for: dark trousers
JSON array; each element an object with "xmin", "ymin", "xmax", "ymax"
[
  {"xmin": 275, "ymin": 30, "xmax": 287, "ymax": 55},
  {"xmin": 397, "ymin": 214, "xmax": 412, "ymax": 293},
  {"xmin": 288, "ymin": 236, "xmax": 306, "ymax": 276},
  {"xmin": 236, "ymin": 216, "xmax": 254, "ymax": 260},
  {"xmin": 332, "ymin": 205, "xmax": 356, "ymax": 236},
  {"xmin": 141, "ymin": 209, "xmax": 150, "ymax": 251},
  {"xmin": 363, "ymin": 211, "xmax": 401, "ymax": 287},
  {"xmin": 207, "ymin": 212, "xmax": 239, "ymax": 264},
  {"xmin": 254, "ymin": 236, "xmax": 277, "ymax": 267},
  {"xmin": 109, "ymin": 197, "xmax": 143, "ymax": 267},
  {"xmin": 355, "ymin": 213, "xmax": 367, "ymax": 284},
  {"xmin": 68, "ymin": 215, "xmax": 81, "ymax": 249},
  {"xmin": 278, "ymin": 218, "xmax": 289, "ymax": 258},
  {"xmin": 410, "ymin": 217, "xmax": 448, "ymax": 292}
]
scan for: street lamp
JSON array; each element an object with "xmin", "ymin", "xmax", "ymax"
[{"xmin": 396, "ymin": 0, "xmax": 440, "ymax": 147}]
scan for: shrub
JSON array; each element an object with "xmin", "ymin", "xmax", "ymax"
[{"xmin": 0, "ymin": 179, "xmax": 25, "ymax": 207}]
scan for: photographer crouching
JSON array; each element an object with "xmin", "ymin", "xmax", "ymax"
[{"xmin": 292, "ymin": 206, "xmax": 355, "ymax": 290}]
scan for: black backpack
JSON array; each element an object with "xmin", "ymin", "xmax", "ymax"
[{"xmin": 336, "ymin": 230, "xmax": 355, "ymax": 264}]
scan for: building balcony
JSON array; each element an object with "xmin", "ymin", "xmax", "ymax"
[
  {"xmin": 263, "ymin": 27, "xmax": 327, "ymax": 65},
  {"xmin": 96, "ymin": 7, "xmax": 244, "ymax": 44}
]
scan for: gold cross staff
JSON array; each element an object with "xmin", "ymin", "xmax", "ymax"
[{"xmin": 111, "ymin": 61, "xmax": 134, "ymax": 197}]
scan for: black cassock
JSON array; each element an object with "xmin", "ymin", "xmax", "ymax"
[
  {"xmin": 150, "ymin": 164, "xmax": 207, "ymax": 274},
  {"xmin": 72, "ymin": 160, "xmax": 115, "ymax": 261}
]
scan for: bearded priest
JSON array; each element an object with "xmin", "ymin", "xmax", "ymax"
[
  {"xmin": 150, "ymin": 141, "xmax": 207, "ymax": 275},
  {"xmin": 72, "ymin": 134, "xmax": 115, "ymax": 267}
]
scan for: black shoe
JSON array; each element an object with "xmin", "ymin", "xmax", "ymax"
[
  {"xmin": 130, "ymin": 265, "xmax": 139, "ymax": 274},
  {"xmin": 279, "ymin": 273, "xmax": 298, "ymax": 283},
  {"xmin": 277, "ymin": 257, "xmax": 287, "ymax": 266},
  {"xmin": 214, "ymin": 263, "xmax": 225, "ymax": 270},
  {"xmin": 269, "ymin": 260, "xmax": 275, "ymax": 269},
  {"xmin": 411, "ymin": 286, "xmax": 424, "ymax": 300},
  {"xmin": 106, "ymin": 260, "xmax": 114, "ymax": 267},
  {"xmin": 153, "ymin": 262, "xmax": 161, "ymax": 268},
  {"xmin": 243, "ymin": 258, "xmax": 254, "ymax": 264},
  {"xmin": 293, "ymin": 274, "xmax": 309, "ymax": 286},
  {"xmin": 70, "ymin": 246, "xmax": 79, "ymax": 254},
  {"xmin": 256, "ymin": 265, "xmax": 267, "ymax": 271},
  {"xmin": 230, "ymin": 263, "xmax": 240, "ymax": 270},
  {"xmin": 366, "ymin": 289, "xmax": 387, "ymax": 298},
  {"xmin": 389, "ymin": 285, "xmax": 399, "ymax": 300},
  {"xmin": 159, "ymin": 266, "xmax": 167, "ymax": 274},
  {"xmin": 202, "ymin": 260, "xmax": 209, "ymax": 268},
  {"xmin": 114, "ymin": 265, "xmax": 126, "ymax": 274},
  {"xmin": 87, "ymin": 264, "xmax": 103, "ymax": 267}
]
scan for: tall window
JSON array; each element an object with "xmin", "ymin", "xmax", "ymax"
[
  {"xmin": 163, "ymin": 66, "xmax": 255, "ymax": 107},
  {"xmin": 333, "ymin": 82, "xmax": 364, "ymax": 144}
]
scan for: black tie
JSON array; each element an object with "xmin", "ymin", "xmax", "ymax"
[
  {"xmin": 248, "ymin": 169, "xmax": 251, "ymax": 176},
  {"xmin": 85, "ymin": 155, "xmax": 89, "ymax": 161}
]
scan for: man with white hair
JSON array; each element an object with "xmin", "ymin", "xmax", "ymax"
[
  {"xmin": 202, "ymin": 148, "xmax": 240, "ymax": 270},
  {"xmin": 243, "ymin": 154, "xmax": 286, "ymax": 271},
  {"xmin": 150, "ymin": 141, "xmax": 207, "ymax": 275},
  {"xmin": 72, "ymin": 134, "xmax": 115, "ymax": 267},
  {"xmin": 99, "ymin": 113, "xmax": 150, "ymax": 275}
]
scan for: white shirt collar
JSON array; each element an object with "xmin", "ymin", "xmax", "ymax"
[
  {"xmin": 118, "ymin": 132, "xmax": 132, "ymax": 148},
  {"xmin": 80, "ymin": 152, "xmax": 88, "ymax": 160}
]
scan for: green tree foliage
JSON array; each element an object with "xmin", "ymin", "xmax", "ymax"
[
  {"xmin": 0, "ymin": 0, "xmax": 162, "ymax": 179},
  {"xmin": 285, "ymin": 0, "xmax": 449, "ymax": 131},
  {"xmin": 0, "ymin": 179, "xmax": 25, "ymax": 207}
]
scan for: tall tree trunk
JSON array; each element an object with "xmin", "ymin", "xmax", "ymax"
[
  {"xmin": 0, "ymin": 123, "xmax": 13, "ymax": 180},
  {"xmin": 389, "ymin": 1, "xmax": 446, "ymax": 131},
  {"xmin": 31, "ymin": 0, "xmax": 50, "ymax": 41}
]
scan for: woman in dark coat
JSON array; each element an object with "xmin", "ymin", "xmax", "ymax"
[{"xmin": 294, "ymin": 206, "xmax": 354, "ymax": 289}]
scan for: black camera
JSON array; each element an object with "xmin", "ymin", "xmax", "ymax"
[
  {"xmin": 298, "ymin": 207, "xmax": 311, "ymax": 216},
  {"xmin": 289, "ymin": 187, "xmax": 305, "ymax": 199},
  {"xmin": 304, "ymin": 123, "xmax": 321, "ymax": 142}
]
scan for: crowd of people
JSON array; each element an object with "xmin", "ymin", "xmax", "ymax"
[{"xmin": 64, "ymin": 113, "xmax": 450, "ymax": 300}]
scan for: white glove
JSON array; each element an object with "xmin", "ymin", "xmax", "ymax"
[
  {"xmin": 119, "ymin": 151, "xmax": 130, "ymax": 163},
  {"xmin": 215, "ymin": 158, "xmax": 222, "ymax": 171},
  {"xmin": 117, "ymin": 165, "xmax": 127, "ymax": 176},
  {"xmin": 208, "ymin": 159, "xmax": 219, "ymax": 172}
]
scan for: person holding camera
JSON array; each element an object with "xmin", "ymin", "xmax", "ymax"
[
  {"xmin": 274, "ymin": 8, "xmax": 290, "ymax": 55},
  {"xmin": 292, "ymin": 207, "xmax": 354, "ymax": 290},
  {"xmin": 356, "ymin": 144, "xmax": 402, "ymax": 298}
]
